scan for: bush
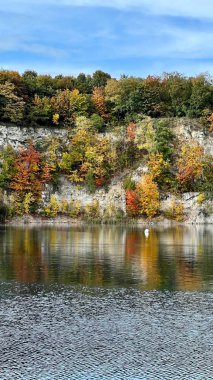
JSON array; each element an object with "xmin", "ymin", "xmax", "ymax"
[
  {"xmin": 85, "ymin": 200, "xmax": 100, "ymax": 219},
  {"xmin": 69, "ymin": 200, "xmax": 82, "ymax": 218},
  {"xmin": 197, "ymin": 193, "xmax": 205, "ymax": 204},
  {"xmin": 85, "ymin": 169, "xmax": 96, "ymax": 193},
  {"xmin": 44, "ymin": 195, "xmax": 59, "ymax": 217},
  {"xmin": 123, "ymin": 176, "xmax": 136, "ymax": 191},
  {"xmin": 165, "ymin": 199, "xmax": 184, "ymax": 221},
  {"xmin": 126, "ymin": 190, "xmax": 139, "ymax": 216}
]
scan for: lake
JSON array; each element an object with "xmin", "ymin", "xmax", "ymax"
[{"xmin": 0, "ymin": 225, "xmax": 212, "ymax": 379}]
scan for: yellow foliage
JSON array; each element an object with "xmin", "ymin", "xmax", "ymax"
[
  {"xmin": 44, "ymin": 195, "xmax": 59, "ymax": 217},
  {"xmin": 177, "ymin": 141, "xmax": 204, "ymax": 186},
  {"xmin": 104, "ymin": 203, "xmax": 117, "ymax": 218},
  {"xmin": 85, "ymin": 200, "xmax": 100, "ymax": 219},
  {"xmin": 23, "ymin": 192, "xmax": 34, "ymax": 214},
  {"xmin": 136, "ymin": 174, "xmax": 160, "ymax": 219},
  {"xmin": 197, "ymin": 193, "xmax": 205, "ymax": 204},
  {"xmin": 60, "ymin": 199, "xmax": 69, "ymax": 214},
  {"xmin": 135, "ymin": 117, "xmax": 156, "ymax": 153},
  {"xmin": 69, "ymin": 200, "xmax": 82, "ymax": 218},
  {"xmin": 148, "ymin": 152, "xmax": 170, "ymax": 179},
  {"xmin": 53, "ymin": 113, "xmax": 59, "ymax": 125},
  {"xmin": 165, "ymin": 199, "xmax": 184, "ymax": 221}
]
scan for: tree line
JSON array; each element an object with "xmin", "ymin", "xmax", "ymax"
[{"xmin": 0, "ymin": 69, "xmax": 213, "ymax": 127}]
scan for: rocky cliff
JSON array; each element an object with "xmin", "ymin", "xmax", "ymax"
[{"xmin": 0, "ymin": 119, "xmax": 212, "ymax": 224}]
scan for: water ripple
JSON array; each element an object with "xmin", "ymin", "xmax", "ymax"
[{"xmin": 0, "ymin": 285, "xmax": 213, "ymax": 379}]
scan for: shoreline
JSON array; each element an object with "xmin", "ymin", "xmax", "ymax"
[{"xmin": 2, "ymin": 215, "xmax": 213, "ymax": 227}]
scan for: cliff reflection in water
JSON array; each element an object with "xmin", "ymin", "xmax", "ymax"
[{"xmin": 0, "ymin": 225, "xmax": 212, "ymax": 291}]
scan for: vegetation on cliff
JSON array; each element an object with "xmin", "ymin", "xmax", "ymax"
[{"xmin": 0, "ymin": 69, "xmax": 212, "ymax": 221}]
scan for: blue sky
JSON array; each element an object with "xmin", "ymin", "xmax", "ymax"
[{"xmin": 1, "ymin": 0, "xmax": 213, "ymax": 77}]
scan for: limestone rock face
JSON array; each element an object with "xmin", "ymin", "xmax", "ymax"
[
  {"xmin": 171, "ymin": 118, "xmax": 213, "ymax": 155},
  {"xmin": 0, "ymin": 124, "xmax": 68, "ymax": 150},
  {"xmin": 160, "ymin": 193, "xmax": 213, "ymax": 224},
  {"xmin": 42, "ymin": 176, "xmax": 126, "ymax": 215},
  {"xmin": 0, "ymin": 120, "xmax": 212, "ymax": 223}
]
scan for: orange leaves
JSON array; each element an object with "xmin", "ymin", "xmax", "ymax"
[
  {"xmin": 10, "ymin": 144, "xmax": 51, "ymax": 200},
  {"xmin": 127, "ymin": 123, "xmax": 136, "ymax": 141},
  {"xmin": 92, "ymin": 87, "xmax": 108, "ymax": 120},
  {"xmin": 136, "ymin": 174, "xmax": 160, "ymax": 219},
  {"xmin": 177, "ymin": 142, "xmax": 204, "ymax": 187},
  {"xmin": 126, "ymin": 190, "xmax": 139, "ymax": 216}
]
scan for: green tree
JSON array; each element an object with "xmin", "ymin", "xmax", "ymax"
[{"xmin": 0, "ymin": 81, "xmax": 25, "ymax": 123}]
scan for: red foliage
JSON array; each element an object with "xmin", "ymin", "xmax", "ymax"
[
  {"xmin": 126, "ymin": 190, "xmax": 139, "ymax": 216},
  {"xmin": 10, "ymin": 144, "xmax": 51, "ymax": 199},
  {"xmin": 145, "ymin": 75, "xmax": 161, "ymax": 85},
  {"xmin": 95, "ymin": 177, "xmax": 105, "ymax": 187}
]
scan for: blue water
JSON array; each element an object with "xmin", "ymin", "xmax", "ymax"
[{"xmin": 0, "ymin": 225, "xmax": 212, "ymax": 379}]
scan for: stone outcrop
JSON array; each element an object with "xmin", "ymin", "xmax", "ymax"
[
  {"xmin": 0, "ymin": 124, "xmax": 68, "ymax": 150},
  {"xmin": 0, "ymin": 120, "xmax": 212, "ymax": 224},
  {"xmin": 42, "ymin": 176, "xmax": 126, "ymax": 214},
  {"xmin": 160, "ymin": 192, "xmax": 213, "ymax": 224},
  {"xmin": 170, "ymin": 118, "xmax": 213, "ymax": 155}
]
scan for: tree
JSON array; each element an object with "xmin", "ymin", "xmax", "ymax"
[
  {"xmin": 136, "ymin": 174, "xmax": 160, "ymax": 219},
  {"xmin": 30, "ymin": 94, "xmax": 53, "ymax": 125},
  {"xmin": 177, "ymin": 142, "xmax": 204, "ymax": 189},
  {"xmin": 155, "ymin": 119, "xmax": 174, "ymax": 160},
  {"xmin": 92, "ymin": 87, "xmax": 108, "ymax": 120},
  {"xmin": 0, "ymin": 81, "xmax": 25, "ymax": 123},
  {"xmin": 51, "ymin": 89, "xmax": 88, "ymax": 126},
  {"xmin": 188, "ymin": 75, "xmax": 213, "ymax": 117},
  {"xmin": 92, "ymin": 70, "xmax": 111, "ymax": 88},
  {"xmin": 10, "ymin": 144, "xmax": 51, "ymax": 202},
  {"xmin": 0, "ymin": 145, "xmax": 16, "ymax": 188},
  {"xmin": 126, "ymin": 190, "xmax": 139, "ymax": 216},
  {"xmin": 163, "ymin": 73, "xmax": 192, "ymax": 116}
]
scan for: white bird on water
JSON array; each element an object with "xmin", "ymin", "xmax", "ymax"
[{"xmin": 144, "ymin": 228, "xmax": 149, "ymax": 238}]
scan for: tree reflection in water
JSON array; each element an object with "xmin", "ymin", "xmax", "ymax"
[{"xmin": 0, "ymin": 225, "xmax": 212, "ymax": 291}]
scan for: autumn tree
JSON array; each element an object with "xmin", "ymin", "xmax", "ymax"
[
  {"xmin": 0, "ymin": 81, "xmax": 25, "ymax": 123},
  {"xmin": 10, "ymin": 145, "xmax": 51, "ymax": 202},
  {"xmin": 136, "ymin": 174, "xmax": 160, "ymax": 219},
  {"xmin": 30, "ymin": 94, "xmax": 53, "ymax": 125},
  {"xmin": 177, "ymin": 142, "xmax": 204, "ymax": 189},
  {"xmin": 126, "ymin": 190, "xmax": 139, "ymax": 216},
  {"xmin": 51, "ymin": 89, "xmax": 88, "ymax": 126},
  {"xmin": 92, "ymin": 87, "xmax": 108, "ymax": 120}
]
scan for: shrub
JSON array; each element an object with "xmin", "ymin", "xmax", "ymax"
[
  {"xmin": 197, "ymin": 193, "xmax": 205, "ymax": 204},
  {"xmin": 165, "ymin": 199, "xmax": 184, "ymax": 221},
  {"xmin": 85, "ymin": 200, "xmax": 100, "ymax": 219},
  {"xmin": 126, "ymin": 190, "xmax": 139, "ymax": 216},
  {"xmin": 60, "ymin": 199, "xmax": 69, "ymax": 214},
  {"xmin": 85, "ymin": 169, "xmax": 96, "ymax": 193},
  {"xmin": 44, "ymin": 195, "xmax": 59, "ymax": 217},
  {"xmin": 69, "ymin": 200, "xmax": 82, "ymax": 218},
  {"xmin": 123, "ymin": 176, "xmax": 136, "ymax": 191},
  {"xmin": 23, "ymin": 192, "xmax": 34, "ymax": 214}
]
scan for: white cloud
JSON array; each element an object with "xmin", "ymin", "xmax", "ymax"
[
  {"xmin": 2, "ymin": 0, "xmax": 213, "ymax": 19},
  {"xmin": 0, "ymin": 39, "xmax": 67, "ymax": 58}
]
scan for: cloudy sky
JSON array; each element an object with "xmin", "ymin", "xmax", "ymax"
[{"xmin": 1, "ymin": 0, "xmax": 213, "ymax": 77}]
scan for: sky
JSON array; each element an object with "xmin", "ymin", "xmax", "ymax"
[{"xmin": 1, "ymin": 0, "xmax": 213, "ymax": 77}]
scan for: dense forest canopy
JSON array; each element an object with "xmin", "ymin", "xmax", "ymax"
[{"xmin": 0, "ymin": 69, "xmax": 213, "ymax": 128}]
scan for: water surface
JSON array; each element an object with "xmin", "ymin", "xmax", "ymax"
[{"xmin": 0, "ymin": 225, "xmax": 212, "ymax": 379}]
